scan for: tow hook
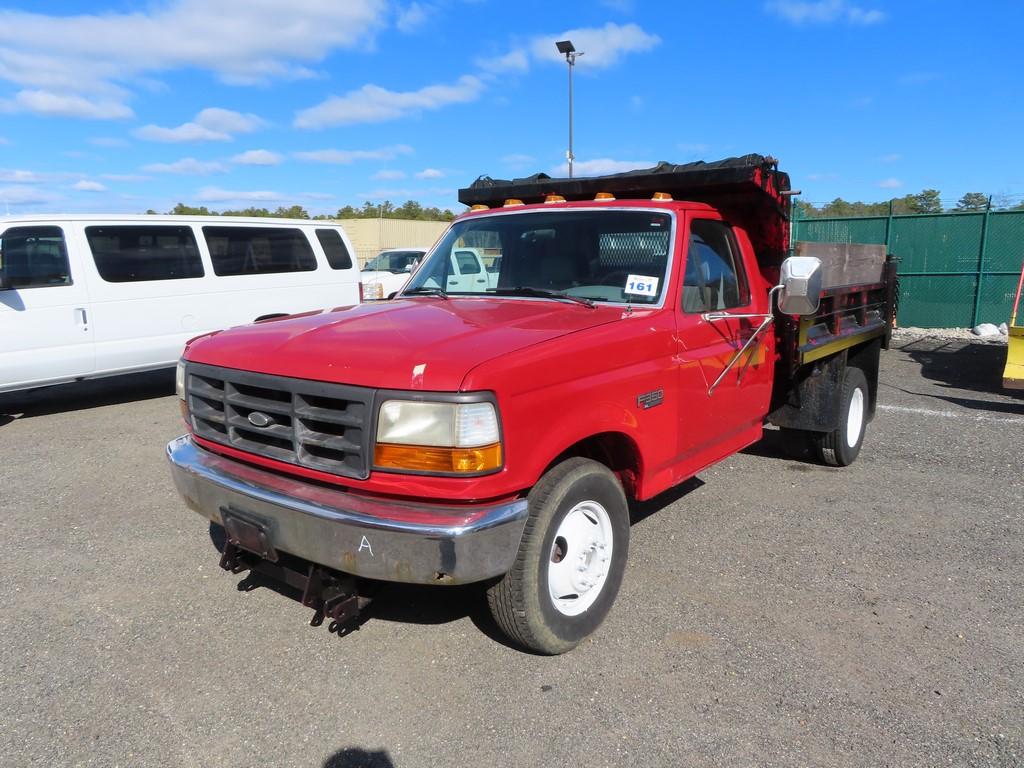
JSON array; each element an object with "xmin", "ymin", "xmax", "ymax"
[{"xmin": 219, "ymin": 542, "xmax": 372, "ymax": 632}]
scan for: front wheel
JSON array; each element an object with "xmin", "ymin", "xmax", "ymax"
[
  {"xmin": 486, "ymin": 458, "xmax": 630, "ymax": 654},
  {"xmin": 815, "ymin": 366, "xmax": 869, "ymax": 467}
]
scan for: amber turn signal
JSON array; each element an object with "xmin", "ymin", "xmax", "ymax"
[{"xmin": 374, "ymin": 443, "xmax": 502, "ymax": 474}]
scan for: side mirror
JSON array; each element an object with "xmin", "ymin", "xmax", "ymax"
[{"xmin": 778, "ymin": 256, "xmax": 822, "ymax": 316}]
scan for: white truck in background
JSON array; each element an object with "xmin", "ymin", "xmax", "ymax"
[{"xmin": 360, "ymin": 246, "xmax": 497, "ymax": 299}]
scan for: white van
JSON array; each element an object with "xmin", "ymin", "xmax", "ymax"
[{"xmin": 0, "ymin": 214, "xmax": 360, "ymax": 394}]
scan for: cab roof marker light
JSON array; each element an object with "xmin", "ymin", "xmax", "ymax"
[
  {"xmin": 503, "ymin": 199, "xmax": 525, "ymax": 207},
  {"xmin": 470, "ymin": 204, "xmax": 489, "ymax": 211},
  {"xmin": 544, "ymin": 194, "xmax": 566, "ymax": 204},
  {"xmin": 594, "ymin": 192, "xmax": 616, "ymax": 201},
  {"xmin": 652, "ymin": 192, "xmax": 673, "ymax": 201}
]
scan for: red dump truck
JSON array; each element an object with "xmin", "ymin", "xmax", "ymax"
[{"xmin": 167, "ymin": 155, "xmax": 897, "ymax": 653}]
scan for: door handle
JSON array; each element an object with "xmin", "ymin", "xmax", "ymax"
[
  {"xmin": 475, "ymin": 278, "xmax": 486, "ymax": 283},
  {"xmin": 75, "ymin": 307, "xmax": 88, "ymax": 327}
]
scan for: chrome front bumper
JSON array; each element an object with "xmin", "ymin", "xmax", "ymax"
[{"xmin": 166, "ymin": 435, "xmax": 529, "ymax": 585}]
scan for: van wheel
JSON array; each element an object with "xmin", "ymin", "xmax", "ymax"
[
  {"xmin": 486, "ymin": 458, "xmax": 629, "ymax": 654},
  {"xmin": 815, "ymin": 367, "xmax": 868, "ymax": 467}
]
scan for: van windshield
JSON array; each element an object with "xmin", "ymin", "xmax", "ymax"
[
  {"xmin": 363, "ymin": 250, "xmax": 424, "ymax": 273},
  {"xmin": 403, "ymin": 209, "xmax": 673, "ymax": 305}
]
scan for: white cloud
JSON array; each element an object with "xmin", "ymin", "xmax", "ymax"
[
  {"xmin": 142, "ymin": 158, "xmax": 227, "ymax": 175},
  {"xmin": 230, "ymin": 149, "xmax": 283, "ymax": 166},
  {"xmin": 0, "ymin": 136, "xmax": 9, "ymax": 145},
  {"xmin": 0, "ymin": 168, "xmax": 45, "ymax": 183},
  {"xmin": 136, "ymin": 108, "xmax": 265, "ymax": 143},
  {"xmin": 295, "ymin": 76, "xmax": 484, "ymax": 128},
  {"xmin": 550, "ymin": 158, "xmax": 654, "ymax": 177},
  {"xmin": 101, "ymin": 173, "xmax": 150, "ymax": 182},
  {"xmin": 530, "ymin": 23, "xmax": 661, "ymax": 70},
  {"xmin": 294, "ymin": 144, "xmax": 414, "ymax": 164},
  {"xmin": 195, "ymin": 187, "xmax": 285, "ymax": 203},
  {"xmin": 765, "ymin": 1, "xmax": 886, "ymax": 25},
  {"xmin": 877, "ymin": 153, "xmax": 902, "ymax": 163},
  {"xmin": 73, "ymin": 179, "xmax": 107, "ymax": 192},
  {"xmin": 878, "ymin": 178, "xmax": 902, "ymax": 189},
  {"xmin": 372, "ymin": 169, "xmax": 407, "ymax": 180},
  {"xmin": 2, "ymin": 90, "xmax": 134, "ymax": 120},
  {"xmin": 89, "ymin": 137, "xmax": 129, "ymax": 148},
  {"xmin": 482, "ymin": 23, "xmax": 660, "ymax": 76},
  {"xmin": 0, "ymin": 185, "xmax": 61, "ymax": 206},
  {"xmin": 477, "ymin": 49, "xmax": 530, "ymax": 74},
  {"xmin": 806, "ymin": 172, "xmax": 839, "ymax": 181},
  {"xmin": 396, "ymin": 2, "xmax": 432, "ymax": 33},
  {"xmin": 0, "ymin": 2, "xmax": 389, "ymax": 117},
  {"xmin": 415, "ymin": 168, "xmax": 444, "ymax": 179}
]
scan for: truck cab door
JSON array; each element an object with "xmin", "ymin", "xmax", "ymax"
[
  {"xmin": 673, "ymin": 216, "xmax": 774, "ymax": 470},
  {"xmin": 0, "ymin": 224, "xmax": 95, "ymax": 392},
  {"xmin": 449, "ymin": 249, "xmax": 488, "ymax": 293}
]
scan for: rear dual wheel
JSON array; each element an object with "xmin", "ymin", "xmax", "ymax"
[
  {"xmin": 816, "ymin": 366, "xmax": 869, "ymax": 466},
  {"xmin": 779, "ymin": 366, "xmax": 869, "ymax": 467},
  {"xmin": 487, "ymin": 458, "xmax": 630, "ymax": 655}
]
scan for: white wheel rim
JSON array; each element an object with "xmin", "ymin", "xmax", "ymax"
[
  {"xmin": 846, "ymin": 387, "xmax": 865, "ymax": 448},
  {"xmin": 546, "ymin": 501, "xmax": 614, "ymax": 617}
]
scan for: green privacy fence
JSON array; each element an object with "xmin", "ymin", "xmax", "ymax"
[{"xmin": 793, "ymin": 206, "xmax": 1024, "ymax": 328}]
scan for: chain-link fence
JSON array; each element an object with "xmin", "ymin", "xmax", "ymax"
[{"xmin": 794, "ymin": 208, "xmax": 1024, "ymax": 328}]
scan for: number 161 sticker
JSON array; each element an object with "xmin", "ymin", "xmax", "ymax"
[{"xmin": 624, "ymin": 274, "xmax": 659, "ymax": 297}]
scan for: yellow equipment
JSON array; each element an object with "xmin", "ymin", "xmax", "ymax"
[{"xmin": 1004, "ymin": 259, "xmax": 1024, "ymax": 389}]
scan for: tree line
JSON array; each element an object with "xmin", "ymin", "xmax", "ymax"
[
  {"xmin": 797, "ymin": 190, "xmax": 1024, "ymax": 219},
  {"xmin": 154, "ymin": 200, "xmax": 459, "ymax": 221}
]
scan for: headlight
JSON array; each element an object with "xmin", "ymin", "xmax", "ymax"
[
  {"xmin": 175, "ymin": 360, "xmax": 186, "ymax": 400},
  {"xmin": 374, "ymin": 399, "xmax": 502, "ymax": 474}
]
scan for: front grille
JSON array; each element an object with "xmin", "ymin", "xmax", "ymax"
[{"xmin": 186, "ymin": 362, "xmax": 374, "ymax": 479}]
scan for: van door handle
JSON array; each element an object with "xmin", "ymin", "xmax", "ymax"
[{"xmin": 75, "ymin": 307, "xmax": 88, "ymax": 327}]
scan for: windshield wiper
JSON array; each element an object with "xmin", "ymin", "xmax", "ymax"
[
  {"xmin": 490, "ymin": 286, "xmax": 595, "ymax": 308},
  {"xmin": 402, "ymin": 286, "xmax": 448, "ymax": 300}
]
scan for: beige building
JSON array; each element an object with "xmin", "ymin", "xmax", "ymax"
[{"xmin": 337, "ymin": 218, "xmax": 450, "ymax": 267}]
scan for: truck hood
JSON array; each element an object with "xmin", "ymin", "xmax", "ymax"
[{"xmin": 185, "ymin": 297, "xmax": 623, "ymax": 391}]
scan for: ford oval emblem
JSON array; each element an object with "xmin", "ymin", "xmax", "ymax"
[{"xmin": 247, "ymin": 411, "xmax": 274, "ymax": 428}]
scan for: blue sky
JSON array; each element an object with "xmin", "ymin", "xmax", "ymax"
[{"xmin": 0, "ymin": 0, "xmax": 1021, "ymax": 215}]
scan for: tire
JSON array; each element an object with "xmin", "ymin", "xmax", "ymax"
[
  {"xmin": 815, "ymin": 366, "xmax": 869, "ymax": 467},
  {"xmin": 486, "ymin": 458, "xmax": 630, "ymax": 654}
]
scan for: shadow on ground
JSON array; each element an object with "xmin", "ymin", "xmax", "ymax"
[
  {"xmin": 0, "ymin": 369, "xmax": 176, "ymax": 423},
  {"xmin": 205, "ymin": 475, "xmax": 703, "ymax": 653},
  {"xmin": 890, "ymin": 338, "xmax": 1023, "ymax": 413},
  {"xmin": 323, "ymin": 747, "xmax": 395, "ymax": 768}
]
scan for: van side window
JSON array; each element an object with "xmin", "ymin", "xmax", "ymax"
[
  {"xmin": 0, "ymin": 226, "xmax": 71, "ymax": 289},
  {"xmin": 86, "ymin": 226, "xmax": 203, "ymax": 282},
  {"xmin": 315, "ymin": 229, "xmax": 353, "ymax": 270},
  {"xmin": 203, "ymin": 227, "xmax": 317, "ymax": 276},
  {"xmin": 682, "ymin": 220, "xmax": 749, "ymax": 313}
]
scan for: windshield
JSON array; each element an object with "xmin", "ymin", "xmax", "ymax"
[
  {"xmin": 403, "ymin": 210, "xmax": 673, "ymax": 305},
  {"xmin": 362, "ymin": 250, "xmax": 424, "ymax": 272}
]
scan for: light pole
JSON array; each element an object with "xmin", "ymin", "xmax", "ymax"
[{"xmin": 555, "ymin": 40, "xmax": 581, "ymax": 178}]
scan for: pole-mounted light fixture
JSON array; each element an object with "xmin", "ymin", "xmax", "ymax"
[{"xmin": 555, "ymin": 40, "xmax": 581, "ymax": 178}]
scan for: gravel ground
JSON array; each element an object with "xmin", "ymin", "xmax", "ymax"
[{"xmin": 1, "ymin": 338, "xmax": 1021, "ymax": 768}]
